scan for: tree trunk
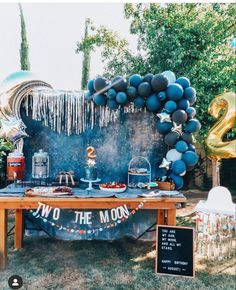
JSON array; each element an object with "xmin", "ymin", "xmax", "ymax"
[{"xmin": 212, "ymin": 159, "xmax": 221, "ymax": 187}]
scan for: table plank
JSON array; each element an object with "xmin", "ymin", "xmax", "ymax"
[
  {"xmin": 0, "ymin": 209, "xmax": 7, "ymax": 269},
  {"xmin": 14, "ymin": 209, "xmax": 24, "ymax": 250}
]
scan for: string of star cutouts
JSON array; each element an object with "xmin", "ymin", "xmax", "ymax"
[{"xmin": 29, "ymin": 199, "xmax": 147, "ymax": 235}]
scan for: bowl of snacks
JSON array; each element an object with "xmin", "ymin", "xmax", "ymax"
[{"xmin": 99, "ymin": 182, "xmax": 127, "ymax": 193}]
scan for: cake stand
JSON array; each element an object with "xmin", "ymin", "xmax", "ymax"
[{"xmin": 80, "ymin": 178, "xmax": 101, "ymax": 192}]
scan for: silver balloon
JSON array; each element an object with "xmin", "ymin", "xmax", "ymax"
[
  {"xmin": 0, "ymin": 117, "xmax": 28, "ymax": 142},
  {"xmin": 162, "ymin": 70, "xmax": 176, "ymax": 84},
  {"xmin": 171, "ymin": 122, "xmax": 183, "ymax": 134},
  {"xmin": 159, "ymin": 158, "xmax": 171, "ymax": 170},
  {"xmin": 157, "ymin": 112, "xmax": 172, "ymax": 123}
]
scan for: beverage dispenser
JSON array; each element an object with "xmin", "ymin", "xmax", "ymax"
[
  {"xmin": 7, "ymin": 151, "xmax": 25, "ymax": 181},
  {"xmin": 32, "ymin": 149, "xmax": 50, "ymax": 179}
]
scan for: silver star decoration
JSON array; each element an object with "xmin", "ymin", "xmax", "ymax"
[
  {"xmin": 159, "ymin": 158, "xmax": 171, "ymax": 170},
  {"xmin": 157, "ymin": 112, "xmax": 172, "ymax": 123},
  {"xmin": 171, "ymin": 122, "xmax": 182, "ymax": 134}
]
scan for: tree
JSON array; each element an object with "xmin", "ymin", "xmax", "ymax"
[{"xmin": 19, "ymin": 3, "xmax": 30, "ymax": 70}]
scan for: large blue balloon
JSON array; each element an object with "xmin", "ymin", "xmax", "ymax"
[
  {"xmin": 170, "ymin": 173, "xmax": 184, "ymax": 189},
  {"xmin": 156, "ymin": 120, "xmax": 172, "ymax": 134},
  {"xmin": 166, "ymin": 83, "xmax": 184, "ymax": 101},
  {"xmin": 134, "ymin": 96, "xmax": 145, "ymax": 108},
  {"xmin": 146, "ymin": 94, "xmax": 161, "ymax": 112},
  {"xmin": 143, "ymin": 73, "xmax": 154, "ymax": 84},
  {"xmin": 164, "ymin": 132, "xmax": 179, "ymax": 146},
  {"xmin": 186, "ymin": 107, "xmax": 196, "ymax": 119},
  {"xmin": 107, "ymin": 88, "xmax": 116, "ymax": 99},
  {"xmin": 107, "ymin": 99, "xmax": 119, "ymax": 110},
  {"xmin": 94, "ymin": 77, "xmax": 108, "ymax": 92},
  {"xmin": 93, "ymin": 94, "xmax": 107, "ymax": 106},
  {"xmin": 138, "ymin": 82, "xmax": 152, "ymax": 98},
  {"xmin": 182, "ymin": 151, "xmax": 199, "ymax": 166},
  {"xmin": 178, "ymin": 99, "xmax": 190, "ymax": 110},
  {"xmin": 129, "ymin": 74, "xmax": 143, "ymax": 88},
  {"xmin": 87, "ymin": 79, "xmax": 95, "ymax": 93},
  {"xmin": 127, "ymin": 86, "xmax": 137, "ymax": 100},
  {"xmin": 116, "ymin": 92, "xmax": 127, "ymax": 104},
  {"xmin": 176, "ymin": 77, "xmax": 191, "ymax": 89},
  {"xmin": 172, "ymin": 160, "xmax": 186, "ymax": 175},
  {"xmin": 151, "ymin": 74, "xmax": 168, "ymax": 92},
  {"xmin": 175, "ymin": 140, "xmax": 188, "ymax": 153},
  {"xmin": 157, "ymin": 91, "xmax": 166, "ymax": 101},
  {"xmin": 85, "ymin": 91, "xmax": 93, "ymax": 101},
  {"xmin": 184, "ymin": 87, "xmax": 196, "ymax": 105},
  {"xmin": 181, "ymin": 132, "xmax": 193, "ymax": 144},
  {"xmin": 165, "ymin": 100, "xmax": 177, "ymax": 113},
  {"xmin": 185, "ymin": 119, "xmax": 201, "ymax": 133},
  {"xmin": 112, "ymin": 76, "xmax": 127, "ymax": 92}
]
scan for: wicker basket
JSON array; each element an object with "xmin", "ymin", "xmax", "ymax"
[{"xmin": 157, "ymin": 181, "xmax": 175, "ymax": 191}]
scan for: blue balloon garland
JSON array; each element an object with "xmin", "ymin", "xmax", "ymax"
[{"xmin": 86, "ymin": 71, "xmax": 201, "ymax": 189}]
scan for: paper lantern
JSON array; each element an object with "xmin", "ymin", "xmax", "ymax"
[
  {"xmin": 107, "ymin": 99, "xmax": 119, "ymax": 110},
  {"xmin": 175, "ymin": 140, "xmax": 188, "ymax": 153},
  {"xmin": 143, "ymin": 73, "xmax": 154, "ymax": 83},
  {"xmin": 178, "ymin": 99, "xmax": 190, "ymax": 110},
  {"xmin": 107, "ymin": 88, "xmax": 116, "ymax": 99},
  {"xmin": 166, "ymin": 149, "xmax": 182, "ymax": 162},
  {"xmin": 184, "ymin": 87, "xmax": 196, "ymax": 105},
  {"xmin": 176, "ymin": 77, "xmax": 191, "ymax": 89},
  {"xmin": 129, "ymin": 74, "xmax": 143, "ymax": 88},
  {"xmin": 157, "ymin": 91, "xmax": 166, "ymax": 101},
  {"xmin": 127, "ymin": 86, "xmax": 137, "ymax": 101},
  {"xmin": 185, "ymin": 119, "xmax": 201, "ymax": 133},
  {"xmin": 151, "ymin": 74, "xmax": 168, "ymax": 92},
  {"xmin": 181, "ymin": 132, "xmax": 193, "ymax": 144},
  {"xmin": 170, "ymin": 173, "xmax": 184, "ymax": 189},
  {"xmin": 138, "ymin": 82, "xmax": 152, "ymax": 98},
  {"xmin": 112, "ymin": 76, "xmax": 127, "ymax": 92},
  {"xmin": 134, "ymin": 96, "xmax": 145, "ymax": 108},
  {"xmin": 87, "ymin": 79, "xmax": 95, "ymax": 93},
  {"xmin": 172, "ymin": 160, "xmax": 187, "ymax": 175},
  {"xmin": 182, "ymin": 151, "xmax": 199, "ymax": 166},
  {"xmin": 186, "ymin": 107, "xmax": 196, "ymax": 119},
  {"xmin": 164, "ymin": 132, "xmax": 179, "ymax": 146},
  {"xmin": 156, "ymin": 120, "xmax": 173, "ymax": 134},
  {"xmin": 146, "ymin": 94, "xmax": 161, "ymax": 112},
  {"xmin": 162, "ymin": 70, "xmax": 176, "ymax": 84},
  {"xmin": 166, "ymin": 83, "xmax": 184, "ymax": 101},
  {"xmin": 85, "ymin": 91, "xmax": 93, "ymax": 101},
  {"xmin": 164, "ymin": 100, "xmax": 177, "ymax": 113},
  {"xmin": 93, "ymin": 93, "xmax": 107, "ymax": 106},
  {"xmin": 116, "ymin": 92, "xmax": 127, "ymax": 104},
  {"xmin": 172, "ymin": 110, "xmax": 188, "ymax": 124},
  {"xmin": 94, "ymin": 77, "xmax": 108, "ymax": 92}
]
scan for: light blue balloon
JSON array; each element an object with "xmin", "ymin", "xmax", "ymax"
[{"xmin": 162, "ymin": 70, "xmax": 176, "ymax": 84}]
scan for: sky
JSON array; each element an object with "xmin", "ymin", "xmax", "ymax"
[{"xmin": 0, "ymin": 3, "xmax": 137, "ymax": 90}]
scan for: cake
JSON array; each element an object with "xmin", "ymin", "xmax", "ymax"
[{"xmin": 84, "ymin": 158, "xmax": 97, "ymax": 180}]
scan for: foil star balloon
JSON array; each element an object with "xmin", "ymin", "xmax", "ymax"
[
  {"xmin": 157, "ymin": 112, "xmax": 172, "ymax": 123},
  {"xmin": 171, "ymin": 122, "xmax": 182, "ymax": 134},
  {"xmin": 0, "ymin": 117, "xmax": 28, "ymax": 143},
  {"xmin": 159, "ymin": 158, "xmax": 171, "ymax": 170}
]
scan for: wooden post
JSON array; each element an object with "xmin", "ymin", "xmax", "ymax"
[
  {"xmin": 14, "ymin": 209, "xmax": 24, "ymax": 250},
  {"xmin": 157, "ymin": 209, "xmax": 165, "ymax": 225},
  {"xmin": 0, "ymin": 209, "xmax": 7, "ymax": 269},
  {"xmin": 212, "ymin": 159, "xmax": 221, "ymax": 187},
  {"xmin": 167, "ymin": 209, "xmax": 176, "ymax": 226}
]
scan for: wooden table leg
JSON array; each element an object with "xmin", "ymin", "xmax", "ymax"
[
  {"xmin": 157, "ymin": 209, "xmax": 165, "ymax": 225},
  {"xmin": 0, "ymin": 209, "xmax": 7, "ymax": 269},
  {"xmin": 14, "ymin": 209, "xmax": 24, "ymax": 250},
  {"xmin": 167, "ymin": 209, "xmax": 176, "ymax": 226}
]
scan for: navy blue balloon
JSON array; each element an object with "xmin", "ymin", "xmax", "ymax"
[
  {"xmin": 172, "ymin": 109, "xmax": 188, "ymax": 124},
  {"xmin": 143, "ymin": 73, "xmax": 154, "ymax": 84},
  {"xmin": 94, "ymin": 77, "xmax": 108, "ymax": 92},
  {"xmin": 164, "ymin": 100, "xmax": 177, "ymax": 113},
  {"xmin": 178, "ymin": 99, "xmax": 190, "ymax": 110},
  {"xmin": 188, "ymin": 144, "xmax": 196, "ymax": 152},
  {"xmin": 93, "ymin": 93, "xmax": 107, "ymax": 106},
  {"xmin": 107, "ymin": 88, "xmax": 116, "ymax": 99},
  {"xmin": 85, "ymin": 91, "xmax": 93, "ymax": 101},
  {"xmin": 175, "ymin": 140, "xmax": 188, "ymax": 153},
  {"xmin": 170, "ymin": 173, "xmax": 184, "ymax": 189},
  {"xmin": 185, "ymin": 119, "xmax": 201, "ymax": 133},
  {"xmin": 176, "ymin": 77, "xmax": 191, "ymax": 89},
  {"xmin": 107, "ymin": 99, "xmax": 119, "ymax": 110},
  {"xmin": 146, "ymin": 94, "xmax": 161, "ymax": 112},
  {"xmin": 127, "ymin": 86, "xmax": 137, "ymax": 101},
  {"xmin": 129, "ymin": 74, "xmax": 143, "ymax": 88},
  {"xmin": 87, "ymin": 79, "xmax": 95, "ymax": 93},
  {"xmin": 157, "ymin": 91, "xmax": 166, "ymax": 101},
  {"xmin": 186, "ymin": 107, "xmax": 196, "ymax": 119},
  {"xmin": 138, "ymin": 82, "xmax": 152, "ymax": 98},
  {"xmin": 164, "ymin": 132, "xmax": 179, "ymax": 146},
  {"xmin": 181, "ymin": 132, "xmax": 193, "ymax": 144},
  {"xmin": 112, "ymin": 76, "xmax": 127, "ymax": 92},
  {"xmin": 116, "ymin": 92, "xmax": 127, "ymax": 104},
  {"xmin": 172, "ymin": 160, "xmax": 186, "ymax": 175},
  {"xmin": 156, "ymin": 120, "xmax": 173, "ymax": 134},
  {"xmin": 166, "ymin": 83, "xmax": 184, "ymax": 101},
  {"xmin": 184, "ymin": 87, "xmax": 196, "ymax": 105},
  {"xmin": 182, "ymin": 151, "xmax": 199, "ymax": 166},
  {"xmin": 151, "ymin": 74, "xmax": 168, "ymax": 92},
  {"xmin": 134, "ymin": 96, "xmax": 145, "ymax": 108}
]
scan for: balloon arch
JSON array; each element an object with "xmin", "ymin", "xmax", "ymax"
[{"xmin": 0, "ymin": 70, "xmax": 201, "ymax": 189}]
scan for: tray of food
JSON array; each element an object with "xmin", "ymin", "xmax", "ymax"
[
  {"xmin": 99, "ymin": 182, "xmax": 127, "ymax": 193},
  {"xmin": 25, "ymin": 186, "xmax": 73, "ymax": 197}
]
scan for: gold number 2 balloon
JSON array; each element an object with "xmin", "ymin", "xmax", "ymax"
[
  {"xmin": 206, "ymin": 92, "xmax": 236, "ymax": 160},
  {"xmin": 86, "ymin": 146, "xmax": 96, "ymax": 159}
]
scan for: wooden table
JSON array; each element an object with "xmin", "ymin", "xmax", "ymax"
[{"xmin": 0, "ymin": 196, "xmax": 186, "ymax": 269}]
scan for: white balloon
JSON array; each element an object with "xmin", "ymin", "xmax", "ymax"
[
  {"xmin": 166, "ymin": 149, "xmax": 182, "ymax": 162},
  {"xmin": 162, "ymin": 70, "xmax": 176, "ymax": 84}
]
